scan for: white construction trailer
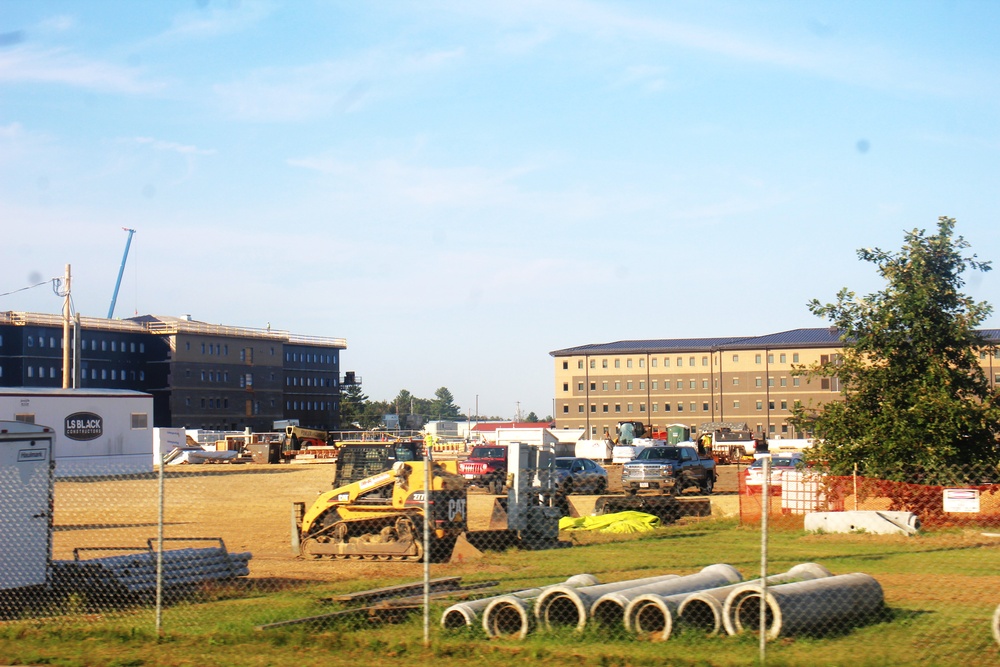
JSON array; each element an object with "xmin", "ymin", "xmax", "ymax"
[{"xmin": 0, "ymin": 388, "xmax": 153, "ymax": 477}]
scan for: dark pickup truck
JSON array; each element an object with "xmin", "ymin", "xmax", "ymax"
[{"xmin": 621, "ymin": 444, "xmax": 717, "ymax": 495}]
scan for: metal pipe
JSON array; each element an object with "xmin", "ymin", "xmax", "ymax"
[
  {"xmin": 726, "ymin": 572, "xmax": 884, "ymax": 640},
  {"xmin": 441, "ymin": 574, "xmax": 598, "ymax": 630},
  {"xmin": 590, "ymin": 564, "xmax": 741, "ymax": 631},
  {"xmin": 626, "ymin": 563, "xmax": 831, "ymax": 640}
]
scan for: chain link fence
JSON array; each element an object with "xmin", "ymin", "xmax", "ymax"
[{"xmin": 1, "ymin": 445, "xmax": 999, "ymax": 666}]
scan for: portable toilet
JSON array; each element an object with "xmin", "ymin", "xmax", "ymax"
[
  {"xmin": 0, "ymin": 421, "xmax": 55, "ymax": 592},
  {"xmin": 666, "ymin": 423, "xmax": 691, "ymax": 445}
]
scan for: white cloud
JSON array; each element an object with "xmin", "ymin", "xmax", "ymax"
[
  {"xmin": 160, "ymin": 0, "xmax": 277, "ymax": 40},
  {"xmin": 128, "ymin": 137, "xmax": 217, "ymax": 156},
  {"xmin": 0, "ymin": 45, "xmax": 163, "ymax": 94}
]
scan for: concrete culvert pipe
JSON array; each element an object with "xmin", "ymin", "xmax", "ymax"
[
  {"xmin": 534, "ymin": 573, "xmax": 682, "ymax": 633},
  {"xmin": 441, "ymin": 574, "xmax": 598, "ymax": 630},
  {"xmin": 590, "ymin": 564, "xmax": 741, "ymax": 632},
  {"xmin": 993, "ymin": 603, "xmax": 1000, "ymax": 647},
  {"xmin": 625, "ymin": 562, "xmax": 832, "ymax": 640},
  {"xmin": 727, "ymin": 572, "xmax": 884, "ymax": 640}
]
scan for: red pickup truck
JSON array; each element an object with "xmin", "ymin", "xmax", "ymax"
[{"xmin": 457, "ymin": 445, "xmax": 508, "ymax": 494}]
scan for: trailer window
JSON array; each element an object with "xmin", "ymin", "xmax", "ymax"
[
  {"xmin": 131, "ymin": 413, "xmax": 149, "ymax": 429},
  {"xmin": 15, "ymin": 414, "xmax": 35, "ymax": 424}
]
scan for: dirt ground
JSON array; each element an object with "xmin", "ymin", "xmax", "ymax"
[{"xmin": 49, "ymin": 462, "xmax": 742, "ymax": 586}]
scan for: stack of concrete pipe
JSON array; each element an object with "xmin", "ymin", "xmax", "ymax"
[
  {"xmin": 626, "ymin": 563, "xmax": 833, "ymax": 641},
  {"xmin": 589, "ymin": 564, "xmax": 743, "ymax": 631},
  {"xmin": 723, "ymin": 572, "xmax": 884, "ymax": 640},
  {"xmin": 483, "ymin": 572, "xmax": 681, "ymax": 638},
  {"xmin": 441, "ymin": 574, "xmax": 599, "ymax": 629},
  {"xmin": 449, "ymin": 563, "xmax": 886, "ymax": 643}
]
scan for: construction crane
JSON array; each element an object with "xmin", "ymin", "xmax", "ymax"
[{"xmin": 108, "ymin": 227, "xmax": 136, "ymax": 319}]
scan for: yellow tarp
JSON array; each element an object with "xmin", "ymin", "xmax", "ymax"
[{"xmin": 558, "ymin": 511, "xmax": 661, "ymax": 534}]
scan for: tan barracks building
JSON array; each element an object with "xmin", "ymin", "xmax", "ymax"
[{"xmin": 550, "ymin": 327, "xmax": 1000, "ymax": 440}]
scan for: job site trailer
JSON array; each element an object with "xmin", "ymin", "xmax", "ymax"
[
  {"xmin": 0, "ymin": 421, "xmax": 55, "ymax": 591},
  {"xmin": 0, "ymin": 388, "xmax": 153, "ymax": 477}
]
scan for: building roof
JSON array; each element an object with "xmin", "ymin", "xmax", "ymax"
[
  {"xmin": 471, "ymin": 421, "xmax": 555, "ymax": 432},
  {"xmin": 550, "ymin": 327, "xmax": 1000, "ymax": 356}
]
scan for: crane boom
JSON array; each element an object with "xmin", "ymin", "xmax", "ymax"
[{"xmin": 108, "ymin": 227, "xmax": 136, "ymax": 319}]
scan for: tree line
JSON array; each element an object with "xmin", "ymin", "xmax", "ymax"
[{"xmin": 339, "ymin": 384, "xmax": 550, "ymax": 430}]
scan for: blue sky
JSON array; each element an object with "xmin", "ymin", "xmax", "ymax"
[{"xmin": 2, "ymin": 1, "xmax": 999, "ymax": 420}]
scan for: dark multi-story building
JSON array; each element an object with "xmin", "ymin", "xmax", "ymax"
[{"xmin": 0, "ymin": 311, "xmax": 349, "ymax": 432}]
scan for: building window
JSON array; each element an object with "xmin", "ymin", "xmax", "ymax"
[
  {"xmin": 651, "ymin": 358, "xmax": 657, "ymax": 368},
  {"xmin": 578, "ymin": 360, "xmax": 584, "ymax": 369},
  {"xmin": 676, "ymin": 357, "xmax": 683, "ymax": 367},
  {"xmin": 563, "ymin": 382, "xmax": 569, "ymax": 392},
  {"xmin": 578, "ymin": 382, "xmax": 584, "ymax": 391},
  {"xmin": 627, "ymin": 359, "xmax": 633, "ymax": 368},
  {"xmin": 590, "ymin": 382, "xmax": 597, "ymax": 391},
  {"xmin": 779, "ymin": 353, "xmax": 786, "ymax": 363},
  {"xmin": 652, "ymin": 403, "xmax": 658, "ymax": 412},
  {"xmin": 702, "ymin": 380, "xmax": 709, "ymax": 389},
  {"xmin": 562, "ymin": 405, "xmax": 569, "ymax": 414},
  {"xmin": 733, "ymin": 400, "xmax": 740, "ymax": 409},
  {"xmin": 604, "ymin": 359, "xmax": 610, "ymax": 368},
  {"xmin": 732, "ymin": 378, "xmax": 740, "ymax": 386},
  {"xmin": 603, "ymin": 404, "xmax": 609, "ymax": 413},
  {"xmin": 689, "ymin": 380, "xmax": 696, "ymax": 389},
  {"xmin": 626, "ymin": 403, "xmax": 633, "ymax": 413},
  {"xmin": 702, "ymin": 356, "xmax": 708, "ymax": 366},
  {"xmin": 690, "ymin": 403, "xmax": 696, "ymax": 412},
  {"xmin": 562, "ymin": 361, "xmax": 568, "ymax": 370},
  {"xmin": 639, "ymin": 381, "xmax": 645, "ymax": 390},
  {"xmin": 627, "ymin": 381, "xmax": 633, "ymax": 390},
  {"xmin": 602, "ymin": 381, "xmax": 608, "ymax": 390},
  {"xmin": 769, "ymin": 401, "xmax": 775, "ymax": 410},
  {"xmin": 578, "ymin": 405, "xmax": 584, "ymax": 413},
  {"xmin": 781, "ymin": 400, "xmax": 788, "ymax": 410},
  {"xmin": 756, "ymin": 401, "xmax": 763, "ymax": 410},
  {"xmin": 793, "ymin": 377, "xmax": 801, "ymax": 387},
  {"xmin": 689, "ymin": 357, "xmax": 695, "ymax": 367},
  {"xmin": 615, "ymin": 404, "xmax": 621, "ymax": 413},
  {"xmin": 755, "ymin": 354, "xmax": 761, "ymax": 364},
  {"xmin": 639, "ymin": 358, "xmax": 644, "ymax": 368},
  {"xmin": 677, "ymin": 403, "xmax": 683, "ymax": 412},
  {"xmin": 768, "ymin": 354, "xmax": 774, "ymax": 363},
  {"xmin": 615, "ymin": 381, "xmax": 621, "ymax": 391},
  {"xmin": 652, "ymin": 381, "xmax": 658, "ymax": 390},
  {"xmin": 732, "ymin": 354, "xmax": 739, "ymax": 362},
  {"xmin": 780, "ymin": 377, "xmax": 787, "ymax": 387},
  {"xmin": 591, "ymin": 404, "xmax": 596, "ymax": 413},
  {"xmin": 590, "ymin": 360, "xmax": 596, "ymax": 369},
  {"xmin": 768, "ymin": 378, "xmax": 775, "ymax": 387},
  {"xmin": 664, "ymin": 358, "xmax": 671, "ymax": 367},
  {"xmin": 664, "ymin": 403, "xmax": 671, "ymax": 412},
  {"xmin": 702, "ymin": 402, "xmax": 709, "ymax": 411},
  {"xmin": 27, "ymin": 367, "xmax": 33, "ymax": 378},
  {"xmin": 755, "ymin": 378, "xmax": 762, "ymax": 387},
  {"xmin": 793, "ymin": 353, "xmax": 799, "ymax": 363},
  {"xmin": 676, "ymin": 380, "xmax": 683, "ymax": 389}
]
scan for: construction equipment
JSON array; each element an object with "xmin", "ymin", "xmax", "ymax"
[
  {"xmin": 107, "ymin": 227, "xmax": 135, "ymax": 319},
  {"xmin": 284, "ymin": 425, "xmax": 331, "ymax": 452},
  {"xmin": 294, "ymin": 460, "xmax": 467, "ymax": 562}
]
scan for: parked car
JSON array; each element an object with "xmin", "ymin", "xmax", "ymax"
[
  {"xmin": 743, "ymin": 453, "xmax": 806, "ymax": 494},
  {"xmin": 457, "ymin": 445, "xmax": 508, "ymax": 494},
  {"xmin": 552, "ymin": 457, "xmax": 608, "ymax": 494}
]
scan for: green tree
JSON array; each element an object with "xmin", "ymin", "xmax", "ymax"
[
  {"xmin": 525, "ymin": 411, "xmax": 539, "ymax": 422},
  {"xmin": 432, "ymin": 387, "xmax": 461, "ymax": 420},
  {"xmin": 791, "ymin": 217, "xmax": 1000, "ymax": 480},
  {"xmin": 338, "ymin": 383, "xmax": 368, "ymax": 428}
]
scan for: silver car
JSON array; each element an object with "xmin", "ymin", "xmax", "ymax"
[{"xmin": 552, "ymin": 457, "xmax": 608, "ymax": 494}]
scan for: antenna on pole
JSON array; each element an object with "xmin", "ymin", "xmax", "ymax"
[{"xmin": 108, "ymin": 227, "xmax": 136, "ymax": 319}]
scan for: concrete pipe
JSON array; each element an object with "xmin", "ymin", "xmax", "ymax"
[
  {"xmin": 441, "ymin": 574, "xmax": 598, "ymax": 629},
  {"xmin": 589, "ymin": 564, "xmax": 742, "ymax": 631},
  {"xmin": 627, "ymin": 562, "xmax": 832, "ymax": 640},
  {"xmin": 533, "ymin": 573, "xmax": 682, "ymax": 633},
  {"xmin": 726, "ymin": 572, "xmax": 883, "ymax": 640},
  {"xmin": 993, "ymin": 603, "xmax": 1000, "ymax": 647}
]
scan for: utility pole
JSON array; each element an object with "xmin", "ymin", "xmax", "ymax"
[{"xmin": 61, "ymin": 264, "xmax": 71, "ymax": 389}]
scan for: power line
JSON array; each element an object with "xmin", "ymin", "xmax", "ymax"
[{"xmin": 0, "ymin": 278, "xmax": 57, "ymax": 299}]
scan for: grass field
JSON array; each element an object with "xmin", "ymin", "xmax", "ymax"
[{"xmin": 2, "ymin": 512, "xmax": 999, "ymax": 667}]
